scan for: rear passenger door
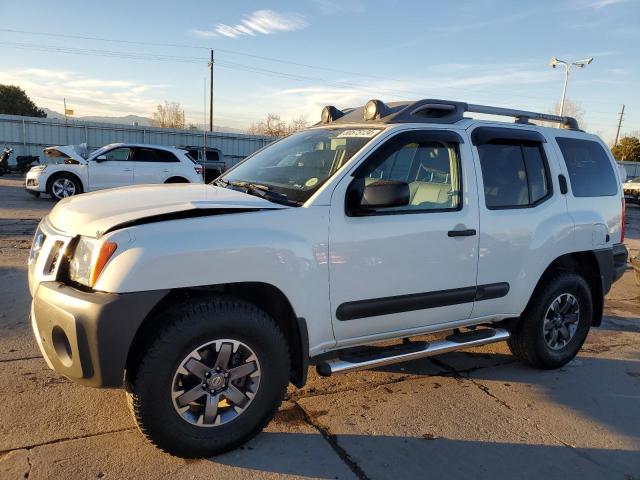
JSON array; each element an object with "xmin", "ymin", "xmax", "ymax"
[
  {"xmin": 469, "ymin": 126, "xmax": 573, "ymax": 319},
  {"xmin": 553, "ymin": 136, "xmax": 622, "ymax": 247},
  {"xmin": 132, "ymin": 148, "xmax": 180, "ymax": 184},
  {"xmin": 329, "ymin": 129, "xmax": 480, "ymax": 342}
]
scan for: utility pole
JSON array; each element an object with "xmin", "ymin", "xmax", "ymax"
[
  {"xmin": 614, "ymin": 104, "xmax": 625, "ymax": 147},
  {"xmin": 209, "ymin": 49, "xmax": 214, "ymax": 132}
]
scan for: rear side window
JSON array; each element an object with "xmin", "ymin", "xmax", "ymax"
[
  {"xmin": 133, "ymin": 148, "xmax": 178, "ymax": 163},
  {"xmin": 205, "ymin": 150, "xmax": 220, "ymax": 161},
  {"xmin": 556, "ymin": 137, "xmax": 617, "ymax": 197},
  {"xmin": 477, "ymin": 141, "xmax": 551, "ymax": 209}
]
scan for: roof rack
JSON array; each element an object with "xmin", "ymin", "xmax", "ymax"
[
  {"xmin": 465, "ymin": 103, "xmax": 579, "ymax": 130},
  {"xmin": 320, "ymin": 98, "xmax": 580, "ymax": 130}
]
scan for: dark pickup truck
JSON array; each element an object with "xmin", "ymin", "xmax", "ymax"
[{"xmin": 182, "ymin": 146, "xmax": 226, "ymax": 183}]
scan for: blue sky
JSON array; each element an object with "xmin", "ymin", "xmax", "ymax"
[{"xmin": 2, "ymin": 0, "xmax": 639, "ymax": 141}]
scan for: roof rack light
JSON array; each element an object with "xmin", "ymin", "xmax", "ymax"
[
  {"xmin": 364, "ymin": 99, "xmax": 388, "ymax": 121},
  {"xmin": 321, "ymin": 105, "xmax": 344, "ymax": 123}
]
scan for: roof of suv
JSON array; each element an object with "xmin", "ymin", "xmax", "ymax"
[
  {"xmin": 317, "ymin": 98, "xmax": 581, "ymax": 131},
  {"xmin": 102, "ymin": 143, "xmax": 188, "ymax": 154}
]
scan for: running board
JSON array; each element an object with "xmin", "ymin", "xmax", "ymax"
[{"xmin": 316, "ymin": 328, "xmax": 510, "ymax": 376}]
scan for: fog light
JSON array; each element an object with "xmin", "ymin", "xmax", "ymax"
[{"xmin": 51, "ymin": 325, "xmax": 72, "ymax": 367}]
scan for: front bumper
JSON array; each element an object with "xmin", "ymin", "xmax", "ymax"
[
  {"xmin": 31, "ymin": 281, "xmax": 167, "ymax": 387},
  {"xmin": 25, "ymin": 171, "xmax": 45, "ymax": 192}
]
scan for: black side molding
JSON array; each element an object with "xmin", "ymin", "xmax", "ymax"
[{"xmin": 336, "ymin": 282, "xmax": 510, "ymax": 321}]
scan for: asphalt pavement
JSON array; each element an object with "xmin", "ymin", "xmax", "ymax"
[{"xmin": 0, "ymin": 175, "xmax": 639, "ymax": 479}]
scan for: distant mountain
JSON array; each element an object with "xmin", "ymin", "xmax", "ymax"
[
  {"xmin": 41, "ymin": 108, "xmax": 245, "ymax": 133},
  {"xmin": 42, "ymin": 108, "xmax": 153, "ymax": 126}
]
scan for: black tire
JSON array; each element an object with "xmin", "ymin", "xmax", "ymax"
[
  {"xmin": 48, "ymin": 173, "xmax": 82, "ymax": 200},
  {"xmin": 128, "ymin": 295, "xmax": 290, "ymax": 458},
  {"xmin": 507, "ymin": 274, "xmax": 592, "ymax": 369},
  {"xmin": 26, "ymin": 190, "xmax": 40, "ymax": 198}
]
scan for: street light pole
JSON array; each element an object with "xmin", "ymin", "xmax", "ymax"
[
  {"xmin": 550, "ymin": 56, "xmax": 594, "ymax": 118},
  {"xmin": 559, "ymin": 63, "xmax": 569, "ymax": 117}
]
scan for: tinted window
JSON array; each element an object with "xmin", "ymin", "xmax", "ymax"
[
  {"xmin": 556, "ymin": 137, "xmax": 617, "ymax": 197},
  {"xmin": 478, "ymin": 142, "xmax": 551, "ymax": 209},
  {"xmin": 205, "ymin": 150, "xmax": 220, "ymax": 161},
  {"xmin": 103, "ymin": 148, "xmax": 131, "ymax": 162},
  {"xmin": 358, "ymin": 137, "xmax": 461, "ymax": 212},
  {"xmin": 133, "ymin": 148, "xmax": 178, "ymax": 162}
]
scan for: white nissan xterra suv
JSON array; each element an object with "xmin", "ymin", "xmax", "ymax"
[{"xmin": 28, "ymin": 99, "xmax": 628, "ymax": 458}]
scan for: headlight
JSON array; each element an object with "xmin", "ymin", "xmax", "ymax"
[
  {"xmin": 29, "ymin": 227, "xmax": 46, "ymax": 264},
  {"xmin": 69, "ymin": 237, "xmax": 117, "ymax": 287}
]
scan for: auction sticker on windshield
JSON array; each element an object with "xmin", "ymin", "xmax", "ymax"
[{"xmin": 337, "ymin": 129, "xmax": 380, "ymax": 138}]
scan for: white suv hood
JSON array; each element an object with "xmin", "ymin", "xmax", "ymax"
[{"xmin": 48, "ymin": 184, "xmax": 287, "ymax": 237}]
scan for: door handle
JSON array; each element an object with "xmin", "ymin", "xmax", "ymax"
[
  {"xmin": 161, "ymin": 169, "xmax": 170, "ymax": 173},
  {"xmin": 447, "ymin": 229, "xmax": 476, "ymax": 237},
  {"xmin": 123, "ymin": 168, "xmax": 133, "ymax": 172}
]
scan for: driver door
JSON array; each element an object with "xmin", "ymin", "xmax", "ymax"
[
  {"xmin": 328, "ymin": 129, "xmax": 480, "ymax": 343},
  {"xmin": 88, "ymin": 147, "xmax": 134, "ymax": 190}
]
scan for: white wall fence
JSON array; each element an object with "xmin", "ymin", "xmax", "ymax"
[
  {"xmin": 0, "ymin": 114, "xmax": 273, "ymax": 166},
  {"xmin": 620, "ymin": 161, "xmax": 640, "ymax": 179}
]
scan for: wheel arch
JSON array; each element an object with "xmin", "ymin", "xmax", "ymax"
[
  {"xmin": 46, "ymin": 170, "xmax": 84, "ymax": 195},
  {"xmin": 124, "ymin": 282, "xmax": 308, "ymax": 390},
  {"xmin": 525, "ymin": 251, "xmax": 604, "ymax": 326},
  {"xmin": 164, "ymin": 176, "xmax": 189, "ymax": 183}
]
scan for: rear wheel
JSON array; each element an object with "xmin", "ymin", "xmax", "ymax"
[
  {"xmin": 508, "ymin": 274, "xmax": 592, "ymax": 369},
  {"xmin": 128, "ymin": 296, "xmax": 290, "ymax": 458}
]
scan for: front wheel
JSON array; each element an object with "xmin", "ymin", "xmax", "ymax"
[
  {"xmin": 49, "ymin": 174, "xmax": 82, "ymax": 200},
  {"xmin": 128, "ymin": 296, "xmax": 290, "ymax": 458},
  {"xmin": 508, "ymin": 274, "xmax": 592, "ymax": 369}
]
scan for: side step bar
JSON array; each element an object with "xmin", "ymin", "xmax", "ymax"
[{"xmin": 316, "ymin": 328, "xmax": 510, "ymax": 376}]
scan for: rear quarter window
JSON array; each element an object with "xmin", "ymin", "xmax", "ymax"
[{"xmin": 556, "ymin": 137, "xmax": 618, "ymax": 197}]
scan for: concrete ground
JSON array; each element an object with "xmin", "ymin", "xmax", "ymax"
[{"xmin": 0, "ymin": 174, "xmax": 639, "ymax": 480}]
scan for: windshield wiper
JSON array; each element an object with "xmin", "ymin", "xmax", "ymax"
[{"xmin": 215, "ymin": 179, "xmax": 300, "ymax": 207}]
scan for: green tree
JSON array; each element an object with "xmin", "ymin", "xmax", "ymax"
[
  {"xmin": 612, "ymin": 136, "xmax": 640, "ymax": 162},
  {"xmin": 0, "ymin": 85, "xmax": 46, "ymax": 117}
]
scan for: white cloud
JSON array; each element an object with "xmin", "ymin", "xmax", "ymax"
[
  {"xmin": 0, "ymin": 68, "xmax": 166, "ymax": 117},
  {"xmin": 193, "ymin": 10, "xmax": 308, "ymax": 39},
  {"xmin": 590, "ymin": 0, "xmax": 626, "ymax": 8}
]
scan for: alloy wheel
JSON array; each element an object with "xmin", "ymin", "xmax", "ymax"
[
  {"xmin": 542, "ymin": 293, "xmax": 580, "ymax": 350},
  {"xmin": 171, "ymin": 339, "xmax": 260, "ymax": 427},
  {"xmin": 51, "ymin": 178, "xmax": 76, "ymax": 198}
]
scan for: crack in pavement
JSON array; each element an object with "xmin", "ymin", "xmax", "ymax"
[
  {"xmin": 294, "ymin": 402, "xmax": 371, "ymax": 480},
  {"xmin": 25, "ymin": 450, "xmax": 31, "ymax": 479},
  {"xmin": 0, "ymin": 427, "xmax": 137, "ymax": 456},
  {"xmin": 0, "ymin": 355, "xmax": 43, "ymax": 364},
  {"xmin": 430, "ymin": 356, "xmax": 618, "ymax": 474}
]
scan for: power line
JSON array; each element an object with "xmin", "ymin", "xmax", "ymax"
[{"xmin": 1, "ymin": 28, "xmax": 637, "ymax": 112}]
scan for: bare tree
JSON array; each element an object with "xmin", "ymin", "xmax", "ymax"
[
  {"xmin": 248, "ymin": 113, "xmax": 308, "ymax": 137},
  {"xmin": 151, "ymin": 101, "xmax": 185, "ymax": 129}
]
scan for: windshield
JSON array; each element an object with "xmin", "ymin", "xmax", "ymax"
[
  {"xmin": 220, "ymin": 127, "xmax": 382, "ymax": 204},
  {"xmin": 89, "ymin": 144, "xmax": 118, "ymax": 160}
]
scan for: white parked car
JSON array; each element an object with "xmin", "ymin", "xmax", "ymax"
[
  {"xmin": 623, "ymin": 176, "xmax": 640, "ymax": 199},
  {"xmin": 25, "ymin": 143, "xmax": 204, "ymax": 200},
  {"xmin": 28, "ymin": 99, "xmax": 627, "ymax": 458}
]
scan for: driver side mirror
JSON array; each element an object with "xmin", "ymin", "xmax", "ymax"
[
  {"xmin": 346, "ymin": 179, "xmax": 410, "ymax": 216},
  {"xmin": 95, "ymin": 155, "xmax": 107, "ymax": 162}
]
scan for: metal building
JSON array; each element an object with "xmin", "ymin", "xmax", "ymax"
[{"xmin": 0, "ymin": 114, "xmax": 273, "ymax": 166}]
